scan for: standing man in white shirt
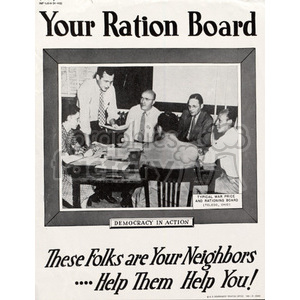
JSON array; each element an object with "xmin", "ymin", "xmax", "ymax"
[
  {"xmin": 77, "ymin": 67, "xmax": 119, "ymax": 147},
  {"xmin": 77, "ymin": 67, "xmax": 119, "ymax": 204},
  {"xmin": 123, "ymin": 90, "xmax": 161, "ymax": 143}
]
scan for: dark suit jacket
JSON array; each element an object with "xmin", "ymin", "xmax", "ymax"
[{"xmin": 177, "ymin": 109, "xmax": 213, "ymax": 149}]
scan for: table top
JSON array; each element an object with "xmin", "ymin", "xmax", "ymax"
[{"xmin": 66, "ymin": 144, "xmax": 215, "ymax": 184}]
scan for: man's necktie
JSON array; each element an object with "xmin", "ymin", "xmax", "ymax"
[
  {"xmin": 137, "ymin": 111, "xmax": 146, "ymax": 142},
  {"xmin": 187, "ymin": 116, "xmax": 196, "ymax": 140},
  {"xmin": 98, "ymin": 90, "xmax": 106, "ymax": 126}
]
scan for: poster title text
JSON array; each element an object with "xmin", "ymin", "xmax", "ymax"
[{"xmin": 39, "ymin": 11, "xmax": 257, "ymax": 38}]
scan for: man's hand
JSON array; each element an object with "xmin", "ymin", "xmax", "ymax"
[
  {"xmin": 73, "ymin": 142, "xmax": 83, "ymax": 154},
  {"xmin": 109, "ymin": 119, "xmax": 119, "ymax": 129},
  {"xmin": 111, "ymin": 123, "xmax": 119, "ymax": 129},
  {"xmin": 83, "ymin": 149, "xmax": 94, "ymax": 158},
  {"xmin": 198, "ymin": 153, "xmax": 205, "ymax": 167},
  {"xmin": 84, "ymin": 133, "xmax": 91, "ymax": 147}
]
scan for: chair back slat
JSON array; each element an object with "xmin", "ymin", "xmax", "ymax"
[
  {"xmin": 176, "ymin": 182, "xmax": 181, "ymax": 207},
  {"xmin": 144, "ymin": 179, "xmax": 150, "ymax": 207},
  {"xmin": 162, "ymin": 183, "xmax": 166, "ymax": 207},
  {"xmin": 167, "ymin": 183, "xmax": 171, "ymax": 207},
  {"xmin": 157, "ymin": 182, "xmax": 161, "ymax": 207},
  {"xmin": 187, "ymin": 188, "xmax": 193, "ymax": 207},
  {"xmin": 140, "ymin": 165, "xmax": 196, "ymax": 207},
  {"xmin": 171, "ymin": 182, "xmax": 176, "ymax": 207}
]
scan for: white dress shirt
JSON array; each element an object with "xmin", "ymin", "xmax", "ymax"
[
  {"xmin": 203, "ymin": 127, "xmax": 239, "ymax": 178},
  {"xmin": 77, "ymin": 78, "xmax": 119, "ymax": 135},
  {"xmin": 123, "ymin": 104, "xmax": 161, "ymax": 143}
]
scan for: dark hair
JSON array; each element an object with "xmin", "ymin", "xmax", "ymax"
[
  {"xmin": 157, "ymin": 112, "xmax": 179, "ymax": 133},
  {"xmin": 95, "ymin": 67, "xmax": 116, "ymax": 78},
  {"xmin": 188, "ymin": 93, "xmax": 203, "ymax": 106},
  {"xmin": 219, "ymin": 108, "xmax": 237, "ymax": 125},
  {"xmin": 62, "ymin": 104, "xmax": 80, "ymax": 123}
]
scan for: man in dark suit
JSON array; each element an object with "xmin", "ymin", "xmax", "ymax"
[{"xmin": 177, "ymin": 93, "xmax": 213, "ymax": 152}]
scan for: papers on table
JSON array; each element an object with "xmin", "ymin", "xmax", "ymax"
[
  {"xmin": 117, "ymin": 141, "xmax": 144, "ymax": 151},
  {"xmin": 100, "ymin": 124, "xmax": 129, "ymax": 131},
  {"xmin": 71, "ymin": 156, "xmax": 107, "ymax": 166},
  {"xmin": 95, "ymin": 160, "xmax": 130, "ymax": 171},
  {"xmin": 72, "ymin": 154, "xmax": 130, "ymax": 170},
  {"xmin": 106, "ymin": 148, "xmax": 129, "ymax": 160},
  {"xmin": 202, "ymin": 163, "xmax": 216, "ymax": 170}
]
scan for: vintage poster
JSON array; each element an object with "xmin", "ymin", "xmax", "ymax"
[{"xmin": 35, "ymin": 0, "xmax": 265, "ymax": 299}]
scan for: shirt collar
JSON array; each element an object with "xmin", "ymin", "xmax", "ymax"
[
  {"xmin": 192, "ymin": 110, "xmax": 201, "ymax": 121},
  {"xmin": 141, "ymin": 107, "xmax": 153, "ymax": 116}
]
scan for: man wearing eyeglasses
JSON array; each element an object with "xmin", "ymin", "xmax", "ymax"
[
  {"xmin": 177, "ymin": 93, "xmax": 213, "ymax": 152},
  {"xmin": 123, "ymin": 90, "xmax": 161, "ymax": 143}
]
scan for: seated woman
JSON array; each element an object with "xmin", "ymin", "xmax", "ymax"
[
  {"xmin": 61, "ymin": 104, "xmax": 94, "ymax": 207},
  {"xmin": 132, "ymin": 112, "xmax": 199, "ymax": 207}
]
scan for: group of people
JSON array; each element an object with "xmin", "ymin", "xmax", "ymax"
[{"xmin": 61, "ymin": 66, "xmax": 240, "ymax": 208}]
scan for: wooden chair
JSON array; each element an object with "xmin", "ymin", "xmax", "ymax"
[{"xmin": 139, "ymin": 165, "xmax": 197, "ymax": 207}]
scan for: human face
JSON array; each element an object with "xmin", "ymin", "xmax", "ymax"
[
  {"xmin": 188, "ymin": 98, "xmax": 202, "ymax": 116},
  {"xmin": 97, "ymin": 71, "xmax": 114, "ymax": 92},
  {"xmin": 69, "ymin": 112, "xmax": 80, "ymax": 130},
  {"xmin": 140, "ymin": 91, "xmax": 155, "ymax": 111},
  {"xmin": 216, "ymin": 112, "xmax": 231, "ymax": 133}
]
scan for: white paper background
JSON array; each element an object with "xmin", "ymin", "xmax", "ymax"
[
  {"xmin": 3, "ymin": 0, "xmax": 300, "ymax": 299},
  {"xmin": 36, "ymin": 1, "xmax": 264, "ymax": 299}
]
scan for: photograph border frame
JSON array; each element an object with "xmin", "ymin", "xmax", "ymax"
[{"xmin": 43, "ymin": 48, "xmax": 257, "ymax": 226}]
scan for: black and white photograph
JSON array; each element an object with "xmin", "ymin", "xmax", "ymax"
[
  {"xmin": 36, "ymin": 1, "xmax": 265, "ymax": 299},
  {"xmin": 44, "ymin": 48, "xmax": 257, "ymax": 226}
]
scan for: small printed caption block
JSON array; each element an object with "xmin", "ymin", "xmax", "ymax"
[
  {"xmin": 193, "ymin": 194, "xmax": 242, "ymax": 209},
  {"xmin": 110, "ymin": 217, "xmax": 194, "ymax": 228}
]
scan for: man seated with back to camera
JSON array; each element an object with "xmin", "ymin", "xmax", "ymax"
[
  {"xmin": 197, "ymin": 108, "xmax": 240, "ymax": 194},
  {"xmin": 177, "ymin": 93, "xmax": 213, "ymax": 153},
  {"xmin": 131, "ymin": 112, "xmax": 199, "ymax": 208}
]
